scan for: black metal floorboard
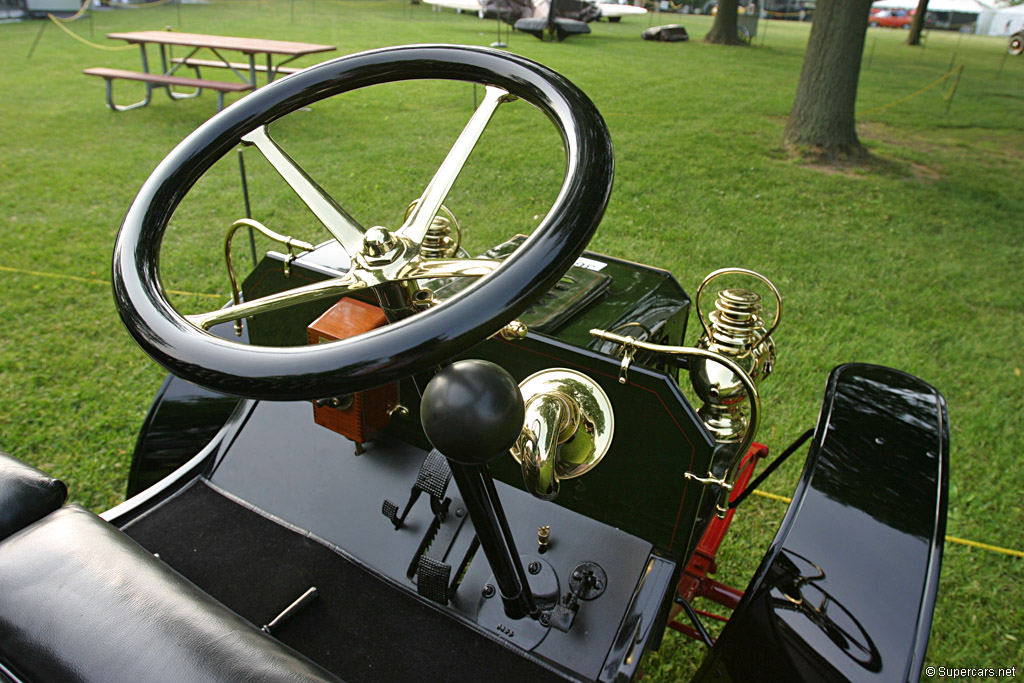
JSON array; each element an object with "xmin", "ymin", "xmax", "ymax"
[{"xmin": 122, "ymin": 479, "xmax": 570, "ymax": 683}]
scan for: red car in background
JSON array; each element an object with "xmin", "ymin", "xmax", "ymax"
[{"xmin": 869, "ymin": 7, "xmax": 915, "ymax": 28}]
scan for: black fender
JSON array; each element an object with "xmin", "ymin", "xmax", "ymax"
[
  {"xmin": 694, "ymin": 363, "xmax": 948, "ymax": 682},
  {"xmin": 127, "ymin": 374, "xmax": 239, "ymax": 497}
]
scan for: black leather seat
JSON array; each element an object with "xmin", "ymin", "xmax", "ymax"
[
  {"xmin": 0, "ymin": 452, "xmax": 67, "ymax": 542},
  {"xmin": 0, "ymin": 453, "xmax": 341, "ymax": 683}
]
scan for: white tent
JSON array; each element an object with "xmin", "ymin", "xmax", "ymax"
[
  {"xmin": 977, "ymin": 4, "xmax": 1024, "ymax": 35},
  {"xmin": 872, "ymin": 0, "xmax": 989, "ymax": 12}
]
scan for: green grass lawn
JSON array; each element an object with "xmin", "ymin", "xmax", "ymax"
[{"xmin": 1, "ymin": 2, "xmax": 1022, "ymax": 679}]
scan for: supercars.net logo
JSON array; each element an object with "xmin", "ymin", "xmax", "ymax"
[{"xmin": 924, "ymin": 666, "xmax": 1017, "ymax": 678}]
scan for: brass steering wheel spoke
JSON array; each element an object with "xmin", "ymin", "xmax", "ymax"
[
  {"xmin": 241, "ymin": 125, "xmax": 366, "ymax": 256},
  {"xmin": 187, "ymin": 270, "xmax": 368, "ymax": 330},
  {"xmin": 189, "ymin": 248, "xmax": 500, "ymax": 331},
  {"xmin": 398, "ymin": 85, "xmax": 512, "ymax": 246}
]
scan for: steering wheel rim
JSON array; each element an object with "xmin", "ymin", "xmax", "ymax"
[{"xmin": 112, "ymin": 44, "xmax": 614, "ymax": 401}]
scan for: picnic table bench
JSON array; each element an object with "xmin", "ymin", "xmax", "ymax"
[
  {"xmin": 84, "ymin": 31, "xmax": 335, "ymax": 112},
  {"xmin": 83, "ymin": 67, "xmax": 254, "ymax": 112}
]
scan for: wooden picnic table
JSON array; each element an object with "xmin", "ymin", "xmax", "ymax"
[{"xmin": 84, "ymin": 31, "xmax": 336, "ymax": 112}]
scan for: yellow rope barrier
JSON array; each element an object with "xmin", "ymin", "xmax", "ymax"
[
  {"xmin": 751, "ymin": 489, "xmax": 1023, "ymax": 558},
  {"xmin": 48, "ymin": 0, "xmax": 90, "ymax": 21},
  {"xmin": 46, "ymin": 13, "xmax": 136, "ymax": 51},
  {"xmin": 857, "ymin": 64, "xmax": 963, "ymax": 116},
  {"xmin": 0, "ymin": 265, "xmax": 222, "ymax": 299},
  {"xmin": 118, "ymin": 0, "xmax": 178, "ymax": 9},
  {"xmin": 945, "ymin": 535, "xmax": 1024, "ymax": 558},
  {"xmin": 43, "ymin": 0, "xmax": 178, "ymax": 55}
]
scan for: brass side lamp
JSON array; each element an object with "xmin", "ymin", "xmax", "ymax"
[{"xmin": 689, "ymin": 268, "xmax": 781, "ymax": 446}]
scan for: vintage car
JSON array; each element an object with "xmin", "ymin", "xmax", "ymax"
[{"xmin": 0, "ymin": 45, "xmax": 948, "ymax": 682}]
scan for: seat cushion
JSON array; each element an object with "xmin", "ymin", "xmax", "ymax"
[
  {"xmin": 0, "ymin": 505, "xmax": 342, "ymax": 683},
  {"xmin": 0, "ymin": 452, "xmax": 67, "ymax": 542}
]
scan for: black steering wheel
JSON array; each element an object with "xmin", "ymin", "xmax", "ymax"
[{"xmin": 112, "ymin": 45, "xmax": 613, "ymax": 401}]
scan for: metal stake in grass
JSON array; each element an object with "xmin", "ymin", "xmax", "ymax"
[
  {"xmin": 944, "ymin": 65, "xmax": 963, "ymax": 116},
  {"xmin": 238, "ymin": 149, "xmax": 258, "ymax": 267},
  {"xmin": 491, "ymin": 8, "xmax": 508, "ymax": 48},
  {"xmin": 865, "ymin": 37, "xmax": 877, "ymax": 70}
]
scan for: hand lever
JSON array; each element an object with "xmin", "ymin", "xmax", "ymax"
[{"xmin": 420, "ymin": 360, "xmax": 539, "ymax": 621}]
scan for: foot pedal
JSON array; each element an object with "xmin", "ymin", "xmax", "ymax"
[
  {"xmin": 415, "ymin": 450, "xmax": 453, "ymax": 518},
  {"xmin": 416, "ymin": 556, "xmax": 452, "ymax": 606},
  {"xmin": 382, "ymin": 449, "xmax": 452, "ymax": 529},
  {"xmin": 407, "ymin": 496, "xmax": 473, "ymax": 605},
  {"xmin": 381, "ymin": 499, "xmax": 403, "ymax": 527}
]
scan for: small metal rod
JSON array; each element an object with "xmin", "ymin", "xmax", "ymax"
[
  {"xmin": 675, "ymin": 596, "xmax": 714, "ymax": 650},
  {"xmin": 262, "ymin": 586, "xmax": 318, "ymax": 634},
  {"xmin": 729, "ymin": 428, "xmax": 814, "ymax": 510}
]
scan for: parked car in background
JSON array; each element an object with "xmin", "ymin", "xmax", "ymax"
[{"xmin": 869, "ymin": 8, "xmax": 914, "ymax": 28}]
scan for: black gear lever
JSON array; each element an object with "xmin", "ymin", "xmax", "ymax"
[{"xmin": 420, "ymin": 360, "xmax": 539, "ymax": 620}]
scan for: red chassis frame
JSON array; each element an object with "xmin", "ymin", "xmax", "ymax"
[{"xmin": 669, "ymin": 443, "xmax": 769, "ymax": 642}]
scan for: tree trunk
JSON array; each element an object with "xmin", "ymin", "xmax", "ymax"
[
  {"xmin": 706, "ymin": 0, "xmax": 742, "ymax": 45},
  {"xmin": 907, "ymin": 0, "xmax": 929, "ymax": 46},
  {"xmin": 783, "ymin": 0, "xmax": 874, "ymax": 161}
]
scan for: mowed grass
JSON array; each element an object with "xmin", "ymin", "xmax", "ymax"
[{"xmin": 1, "ymin": 3, "xmax": 1022, "ymax": 679}]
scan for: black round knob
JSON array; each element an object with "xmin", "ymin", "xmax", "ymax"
[{"xmin": 420, "ymin": 360, "xmax": 525, "ymax": 465}]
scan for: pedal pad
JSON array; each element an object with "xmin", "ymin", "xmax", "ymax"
[
  {"xmin": 382, "ymin": 449, "xmax": 452, "ymax": 529},
  {"xmin": 415, "ymin": 449, "xmax": 452, "ymax": 503},
  {"xmin": 381, "ymin": 499, "xmax": 403, "ymax": 528},
  {"xmin": 416, "ymin": 556, "xmax": 452, "ymax": 606},
  {"xmin": 408, "ymin": 496, "xmax": 472, "ymax": 604}
]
